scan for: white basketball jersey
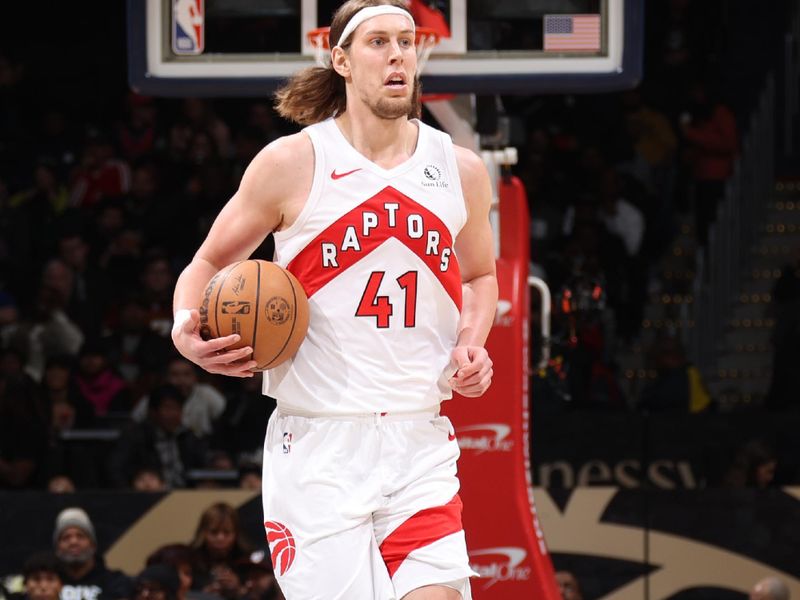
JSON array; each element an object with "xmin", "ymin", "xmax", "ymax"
[{"xmin": 263, "ymin": 118, "xmax": 467, "ymax": 416}]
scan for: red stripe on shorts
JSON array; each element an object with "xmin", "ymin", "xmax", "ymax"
[{"xmin": 379, "ymin": 494, "xmax": 464, "ymax": 578}]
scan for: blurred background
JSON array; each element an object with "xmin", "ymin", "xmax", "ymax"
[{"xmin": 1, "ymin": 0, "xmax": 799, "ymax": 599}]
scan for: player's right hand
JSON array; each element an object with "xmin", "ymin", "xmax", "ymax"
[{"xmin": 171, "ymin": 309, "xmax": 259, "ymax": 377}]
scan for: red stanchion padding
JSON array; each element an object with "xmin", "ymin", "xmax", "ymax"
[{"xmin": 443, "ymin": 175, "xmax": 561, "ymax": 599}]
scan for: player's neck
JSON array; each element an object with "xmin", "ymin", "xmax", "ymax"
[{"xmin": 335, "ymin": 109, "xmax": 417, "ymax": 170}]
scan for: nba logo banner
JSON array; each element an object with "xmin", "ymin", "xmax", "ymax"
[{"xmin": 173, "ymin": 0, "xmax": 204, "ymax": 55}]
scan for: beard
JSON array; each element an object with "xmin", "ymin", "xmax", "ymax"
[
  {"xmin": 370, "ymin": 95, "xmax": 412, "ymax": 120},
  {"xmin": 57, "ymin": 548, "xmax": 94, "ymax": 566},
  {"xmin": 361, "ymin": 80, "xmax": 417, "ymax": 120}
]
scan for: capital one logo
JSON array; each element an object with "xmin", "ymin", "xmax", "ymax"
[
  {"xmin": 469, "ymin": 547, "xmax": 531, "ymax": 589},
  {"xmin": 457, "ymin": 423, "xmax": 514, "ymax": 454},
  {"xmin": 494, "ymin": 299, "xmax": 513, "ymax": 327}
]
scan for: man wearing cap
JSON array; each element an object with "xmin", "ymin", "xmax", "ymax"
[{"xmin": 53, "ymin": 508, "xmax": 133, "ymax": 600}]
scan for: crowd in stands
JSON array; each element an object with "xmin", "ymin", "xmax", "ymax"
[
  {"xmin": 1, "ymin": 0, "xmax": 796, "ymax": 496},
  {"xmin": 1, "ymin": 505, "xmax": 283, "ymax": 600}
]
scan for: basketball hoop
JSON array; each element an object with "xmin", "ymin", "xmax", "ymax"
[{"xmin": 306, "ymin": 26, "xmax": 444, "ymax": 101}]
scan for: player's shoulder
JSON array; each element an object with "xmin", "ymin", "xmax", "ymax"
[
  {"xmin": 239, "ymin": 131, "xmax": 313, "ymax": 201},
  {"xmin": 252, "ymin": 131, "xmax": 313, "ymax": 171},
  {"xmin": 452, "ymin": 144, "xmax": 490, "ymax": 190}
]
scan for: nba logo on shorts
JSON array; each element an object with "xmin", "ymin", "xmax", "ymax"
[
  {"xmin": 282, "ymin": 432, "xmax": 292, "ymax": 454},
  {"xmin": 172, "ymin": 0, "xmax": 204, "ymax": 55}
]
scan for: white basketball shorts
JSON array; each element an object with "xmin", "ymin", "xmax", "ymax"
[{"xmin": 261, "ymin": 407, "xmax": 477, "ymax": 599}]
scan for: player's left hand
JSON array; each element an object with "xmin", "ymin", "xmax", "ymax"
[{"xmin": 449, "ymin": 346, "xmax": 493, "ymax": 397}]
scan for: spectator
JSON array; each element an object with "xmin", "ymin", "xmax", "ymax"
[
  {"xmin": 0, "ymin": 375, "xmax": 47, "ymax": 489},
  {"xmin": 39, "ymin": 356, "xmax": 104, "ymax": 489},
  {"xmin": 53, "ymin": 507, "xmax": 133, "ymax": 600},
  {"xmin": 5, "ymin": 273, "xmax": 84, "ymax": 383},
  {"xmin": 179, "ymin": 99, "xmax": 232, "ymax": 159},
  {"xmin": 638, "ymin": 334, "xmax": 712, "ymax": 414},
  {"xmin": 725, "ymin": 439, "xmax": 778, "ymax": 489},
  {"xmin": 620, "ymin": 88, "xmax": 678, "ymax": 194},
  {"xmin": 73, "ymin": 340, "xmax": 130, "ymax": 419},
  {"xmin": 189, "ymin": 503, "xmax": 254, "ymax": 599},
  {"xmin": 555, "ymin": 570, "xmax": 583, "ymax": 600},
  {"xmin": 750, "ymin": 576, "xmax": 790, "ymax": 600},
  {"xmin": 21, "ymin": 552, "xmax": 64, "ymax": 600},
  {"xmin": 117, "ymin": 93, "xmax": 159, "ymax": 162},
  {"xmin": 140, "ymin": 253, "xmax": 176, "ymax": 338},
  {"xmin": 144, "ymin": 544, "xmax": 213, "ymax": 600},
  {"xmin": 236, "ymin": 551, "xmax": 283, "ymax": 600},
  {"xmin": 56, "ymin": 229, "xmax": 106, "ymax": 338},
  {"xmin": 69, "ymin": 131, "xmax": 131, "ymax": 209},
  {"xmin": 132, "ymin": 565, "xmax": 180, "ymax": 600},
  {"xmin": 678, "ymin": 78, "xmax": 738, "ymax": 249},
  {"xmin": 133, "ymin": 358, "xmax": 226, "ymax": 439},
  {"xmin": 107, "ymin": 384, "xmax": 207, "ymax": 489},
  {"xmin": 765, "ymin": 248, "xmax": 800, "ymax": 410},
  {"xmin": 102, "ymin": 294, "xmax": 172, "ymax": 395},
  {"xmin": 46, "ymin": 475, "xmax": 76, "ymax": 493},
  {"xmin": 131, "ymin": 466, "xmax": 167, "ymax": 492},
  {"xmin": 212, "ymin": 375, "xmax": 272, "ymax": 461}
]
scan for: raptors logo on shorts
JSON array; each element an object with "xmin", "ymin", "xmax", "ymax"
[{"xmin": 264, "ymin": 520, "xmax": 296, "ymax": 575}]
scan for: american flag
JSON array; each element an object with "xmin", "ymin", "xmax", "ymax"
[{"xmin": 543, "ymin": 14, "xmax": 601, "ymax": 52}]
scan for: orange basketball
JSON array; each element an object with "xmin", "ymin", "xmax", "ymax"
[{"xmin": 199, "ymin": 260, "xmax": 309, "ymax": 370}]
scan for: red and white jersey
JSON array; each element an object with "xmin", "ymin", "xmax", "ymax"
[{"xmin": 263, "ymin": 118, "xmax": 467, "ymax": 416}]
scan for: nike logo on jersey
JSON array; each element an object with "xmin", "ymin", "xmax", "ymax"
[{"xmin": 331, "ymin": 168, "xmax": 362, "ymax": 180}]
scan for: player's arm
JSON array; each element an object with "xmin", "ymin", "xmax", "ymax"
[
  {"xmin": 449, "ymin": 145, "xmax": 499, "ymax": 397},
  {"xmin": 172, "ymin": 133, "xmax": 313, "ymax": 377}
]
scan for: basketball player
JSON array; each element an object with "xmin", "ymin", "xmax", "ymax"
[{"xmin": 171, "ymin": 1, "xmax": 497, "ymax": 598}]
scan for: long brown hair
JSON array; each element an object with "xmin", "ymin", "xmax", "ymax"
[
  {"xmin": 189, "ymin": 502, "xmax": 253, "ymax": 568},
  {"xmin": 274, "ymin": 0, "xmax": 421, "ymax": 125}
]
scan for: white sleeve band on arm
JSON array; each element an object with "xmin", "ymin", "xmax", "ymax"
[{"xmin": 172, "ymin": 309, "xmax": 192, "ymax": 335}]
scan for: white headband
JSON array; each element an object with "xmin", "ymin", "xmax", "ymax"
[{"xmin": 335, "ymin": 5, "xmax": 416, "ymax": 48}]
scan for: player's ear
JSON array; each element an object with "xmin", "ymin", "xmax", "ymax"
[{"xmin": 331, "ymin": 47, "xmax": 351, "ymax": 78}]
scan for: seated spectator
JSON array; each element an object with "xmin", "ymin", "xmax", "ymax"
[
  {"xmin": 139, "ymin": 253, "xmax": 176, "ymax": 338},
  {"xmin": 40, "ymin": 356, "xmax": 104, "ymax": 489},
  {"xmin": 69, "ymin": 130, "xmax": 131, "ymax": 209},
  {"xmin": 750, "ymin": 576, "xmax": 790, "ymax": 600},
  {"xmin": 20, "ymin": 551, "xmax": 64, "ymax": 600},
  {"xmin": 107, "ymin": 384, "xmax": 207, "ymax": 489},
  {"xmin": 56, "ymin": 228, "xmax": 106, "ymax": 339},
  {"xmin": 190, "ymin": 503, "xmax": 255, "ymax": 599},
  {"xmin": 131, "ymin": 466, "xmax": 167, "ymax": 492},
  {"xmin": 53, "ymin": 507, "xmax": 133, "ymax": 600},
  {"xmin": 555, "ymin": 570, "xmax": 583, "ymax": 600},
  {"xmin": 132, "ymin": 565, "xmax": 180, "ymax": 600},
  {"xmin": 678, "ymin": 78, "xmax": 738, "ymax": 249},
  {"xmin": 46, "ymin": 475, "xmax": 76, "ymax": 493},
  {"xmin": 765, "ymin": 248, "xmax": 800, "ymax": 411},
  {"xmin": 725, "ymin": 439, "xmax": 778, "ymax": 489},
  {"xmin": 0, "ymin": 375, "xmax": 47, "ymax": 489},
  {"xmin": 133, "ymin": 358, "xmax": 226, "ymax": 439},
  {"xmin": 638, "ymin": 335, "xmax": 712, "ymax": 414},
  {"xmin": 212, "ymin": 375, "xmax": 271, "ymax": 461},
  {"xmin": 73, "ymin": 340, "xmax": 130, "ymax": 419},
  {"xmin": 102, "ymin": 295, "xmax": 172, "ymax": 395},
  {"xmin": 144, "ymin": 544, "xmax": 216, "ymax": 600},
  {"xmin": 238, "ymin": 463, "xmax": 262, "ymax": 492},
  {"xmin": 236, "ymin": 551, "xmax": 282, "ymax": 600},
  {"xmin": 41, "ymin": 356, "xmax": 94, "ymax": 427},
  {"xmin": 4, "ymin": 275, "xmax": 84, "ymax": 383}
]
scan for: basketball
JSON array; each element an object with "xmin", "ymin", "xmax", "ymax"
[{"xmin": 199, "ymin": 260, "xmax": 309, "ymax": 370}]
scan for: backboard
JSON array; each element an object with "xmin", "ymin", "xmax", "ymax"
[{"xmin": 128, "ymin": 0, "xmax": 642, "ymax": 96}]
